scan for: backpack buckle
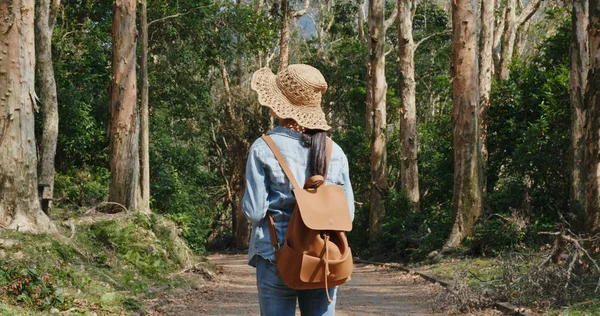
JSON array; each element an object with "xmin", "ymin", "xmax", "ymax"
[{"xmin": 273, "ymin": 243, "xmax": 281, "ymax": 251}]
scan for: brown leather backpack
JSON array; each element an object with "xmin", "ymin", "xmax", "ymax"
[{"xmin": 262, "ymin": 135, "xmax": 353, "ymax": 302}]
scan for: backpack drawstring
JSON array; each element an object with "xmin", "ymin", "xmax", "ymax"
[{"xmin": 324, "ymin": 233, "xmax": 332, "ymax": 303}]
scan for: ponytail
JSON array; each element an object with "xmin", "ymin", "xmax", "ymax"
[{"xmin": 301, "ymin": 130, "xmax": 328, "ymax": 177}]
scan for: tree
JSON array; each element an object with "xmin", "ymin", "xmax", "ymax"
[
  {"xmin": 443, "ymin": 0, "xmax": 483, "ymax": 250},
  {"xmin": 139, "ymin": 0, "xmax": 150, "ymax": 213},
  {"xmin": 35, "ymin": 0, "xmax": 61, "ymax": 213},
  {"xmin": 585, "ymin": 0, "xmax": 600, "ymax": 233},
  {"xmin": 397, "ymin": 0, "xmax": 420, "ymax": 207},
  {"xmin": 278, "ymin": 0, "xmax": 310, "ymax": 71},
  {"xmin": 109, "ymin": 0, "xmax": 140, "ymax": 211},
  {"xmin": 367, "ymin": 0, "xmax": 396, "ymax": 241},
  {"xmin": 0, "ymin": 0, "xmax": 55, "ymax": 233},
  {"xmin": 497, "ymin": 0, "xmax": 541, "ymax": 80},
  {"xmin": 569, "ymin": 0, "xmax": 589, "ymax": 225},
  {"xmin": 479, "ymin": 0, "xmax": 494, "ymax": 171}
]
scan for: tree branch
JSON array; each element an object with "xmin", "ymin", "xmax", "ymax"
[
  {"xmin": 292, "ymin": 0, "xmax": 310, "ymax": 17},
  {"xmin": 517, "ymin": 0, "xmax": 541, "ymax": 26},
  {"xmin": 414, "ymin": 30, "xmax": 451, "ymax": 52},
  {"xmin": 148, "ymin": 4, "xmax": 213, "ymax": 27},
  {"xmin": 384, "ymin": 3, "xmax": 398, "ymax": 31}
]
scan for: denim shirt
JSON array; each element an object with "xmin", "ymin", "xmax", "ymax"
[{"xmin": 242, "ymin": 126, "xmax": 355, "ymax": 267}]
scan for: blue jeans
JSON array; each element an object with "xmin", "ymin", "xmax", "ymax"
[{"xmin": 256, "ymin": 256, "xmax": 337, "ymax": 316}]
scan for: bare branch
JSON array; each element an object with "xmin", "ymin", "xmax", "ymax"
[
  {"xmin": 148, "ymin": 4, "xmax": 214, "ymax": 27},
  {"xmin": 517, "ymin": 0, "xmax": 541, "ymax": 26},
  {"xmin": 384, "ymin": 2, "xmax": 398, "ymax": 31},
  {"xmin": 414, "ymin": 30, "xmax": 451, "ymax": 52},
  {"xmin": 292, "ymin": 0, "xmax": 310, "ymax": 17}
]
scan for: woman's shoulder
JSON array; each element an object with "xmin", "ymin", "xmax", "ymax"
[
  {"xmin": 248, "ymin": 136, "xmax": 269, "ymax": 156},
  {"xmin": 328, "ymin": 138, "xmax": 348, "ymax": 161}
]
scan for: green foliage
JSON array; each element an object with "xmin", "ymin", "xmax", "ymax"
[
  {"xmin": 0, "ymin": 266, "xmax": 71, "ymax": 311},
  {"xmin": 53, "ymin": 167, "xmax": 109, "ymax": 208},
  {"xmin": 467, "ymin": 218, "xmax": 527, "ymax": 256},
  {"xmin": 50, "ymin": 0, "xmax": 112, "ymax": 170},
  {"xmin": 486, "ymin": 17, "xmax": 571, "ymax": 247}
]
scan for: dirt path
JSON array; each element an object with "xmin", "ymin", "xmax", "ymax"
[{"xmin": 147, "ymin": 254, "xmax": 504, "ymax": 315}]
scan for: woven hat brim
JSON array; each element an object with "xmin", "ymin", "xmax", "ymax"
[{"xmin": 251, "ymin": 68, "xmax": 331, "ymax": 131}]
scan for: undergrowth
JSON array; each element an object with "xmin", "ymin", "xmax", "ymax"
[{"xmin": 0, "ymin": 212, "xmax": 198, "ymax": 314}]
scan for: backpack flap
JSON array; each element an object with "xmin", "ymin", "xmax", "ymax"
[{"xmin": 293, "ymin": 185, "xmax": 352, "ymax": 232}]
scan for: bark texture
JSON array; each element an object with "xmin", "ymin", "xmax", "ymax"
[
  {"xmin": 367, "ymin": 0, "xmax": 388, "ymax": 241},
  {"xmin": 585, "ymin": 0, "xmax": 600, "ymax": 233},
  {"xmin": 397, "ymin": 0, "xmax": 419, "ymax": 207},
  {"xmin": 444, "ymin": 0, "xmax": 483, "ymax": 250},
  {"xmin": 109, "ymin": 0, "xmax": 140, "ymax": 211},
  {"xmin": 139, "ymin": 0, "xmax": 150, "ymax": 213},
  {"xmin": 570, "ymin": 0, "xmax": 589, "ymax": 225},
  {"xmin": 0, "ymin": 0, "xmax": 55, "ymax": 232},
  {"xmin": 35, "ymin": 0, "xmax": 61, "ymax": 213},
  {"xmin": 479, "ymin": 0, "xmax": 494, "ymax": 172}
]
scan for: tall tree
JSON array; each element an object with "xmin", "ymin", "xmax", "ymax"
[
  {"xmin": 479, "ymin": 0, "xmax": 494, "ymax": 186},
  {"xmin": 0, "ymin": 0, "xmax": 55, "ymax": 232},
  {"xmin": 35, "ymin": 0, "xmax": 61, "ymax": 213},
  {"xmin": 139, "ymin": 0, "xmax": 151, "ymax": 213},
  {"xmin": 278, "ymin": 0, "xmax": 310, "ymax": 71},
  {"xmin": 109, "ymin": 0, "xmax": 140, "ymax": 211},
  {"xmin": 397, "ymin": 0, "xmax": 420, "ymax": 207},
  {"xmin": 585, "ymin": 0, "xmax": 600, "ymax": 233},
  {"xmin": 367, "ymin": 0, "xmax": 396, "ymax": 241},
  {"xmin": 570, "ymin": 0, "xmax": 589, "ymax": 224},
  {"xmin": 497, "ymin": 0, "xmax": 541, "ymax": 80},
  {"xmin": 443, "ymin": 0, "xmax": 483, "ymax": 250}
]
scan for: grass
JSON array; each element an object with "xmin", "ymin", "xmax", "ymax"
[
  {"xmin": 418, "ymin": 256, "xmax": 503, "ymax": 288},
  {"xmin": 0, "ymin": 212, "xmax": 200, "ymax": 314},
  {"xmin": 551, "ymin": 299, "xmax": 600, "ymax": 315}
]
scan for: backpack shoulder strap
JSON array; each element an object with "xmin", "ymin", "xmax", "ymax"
[
  {"xmin": 261, "ymin": 135, "xmax": 301, "ymax": 189},
  {"xmin": 325, "ymin": 138, "xmax": 332, "ymax": 179}
]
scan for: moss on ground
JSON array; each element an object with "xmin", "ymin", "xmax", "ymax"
[{"xmin": 0, "ymin": 212, "xmax": 201, "ymax": 314}]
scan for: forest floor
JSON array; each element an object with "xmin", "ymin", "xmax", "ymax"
[{"xmin": 146, "ymin": 253, "xmax": 505, "ymax": 315}]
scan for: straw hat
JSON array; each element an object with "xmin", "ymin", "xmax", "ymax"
[{"xmin": 251, "ymin": 64, "xmax": 331, "ymax": 131}]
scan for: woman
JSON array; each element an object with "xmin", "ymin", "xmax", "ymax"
[{"xmin": 242, "ymin": 64, "xmax": 355, "ymax": 316}]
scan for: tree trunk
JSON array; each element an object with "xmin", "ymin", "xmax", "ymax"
[
  {"xmin": 109, "ymin": 0, "xmax": 140, "ymax": 211},
  {"xmin": 498, "ymin": 0, "xmax": 516, "ymax": 80},
  {"xmin": 498, "ymin": 0, "xmax": 541, "ymax": 80},
  {"xmin": 278, "ymin": 0, "xmax": 309, "ymax": 72},
  {"xmin": 139, "ymin": 0, "xmax": 151, "ymax": 213},
  {"xmin": 585, "ymin": 0, "xmax": 600, "ymax": 233},
  {"xmin": 570, "ymin": 0, "xmax": 589, "ymax": 227},
  {"xmin": 278, "ymin": 0, "xmax": 291, "ymax": 71},
  {"xmin": 444, "ymin": 0, "xmax": 483, "ymax": 250},
  {"xmin": 397, "ymin": 0, "xmax": 419, "ymax": 207},
  {"xmin": 479, "ymin": 0, "xmax": 494, "ymax": 188},
  {"xmin": 358, "ymin": 0, "xmax": 367, "ymax": 43},
  {"xmin": 35, "ymin": 0, "xmax": 60, "ymax": 214},
  {"xmin": 367, "ymin": 0, "xmax": 388, "ymax": 241},
  {"xmin": 0, "ymin": 0, "xmax": 56, "ymax": 233}
]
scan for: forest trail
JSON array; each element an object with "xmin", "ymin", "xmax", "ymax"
[{"xmin": 147, "ymin": 254, "xmax": 503, "ymax": 315}]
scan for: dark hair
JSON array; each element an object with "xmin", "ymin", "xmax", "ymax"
[{"xmin": 301, "ymin": 129, "xmax": 328, "ymax": 177}]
